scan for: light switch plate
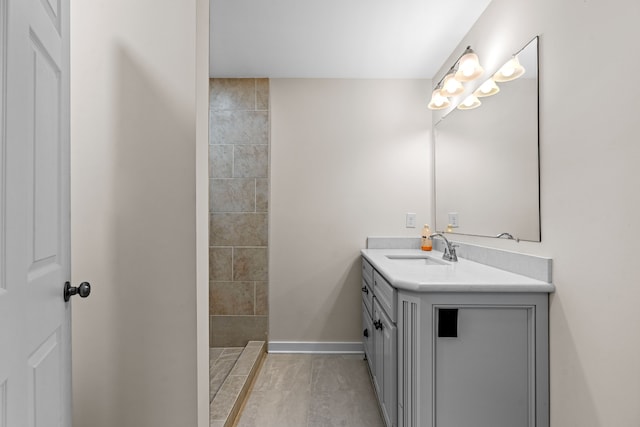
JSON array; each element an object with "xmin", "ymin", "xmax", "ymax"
[
  {"xmin": 406, "ymin": 213, "xmax": 417, "ymax": 228},
  {"xmin": 448, "ymin": 212, "xmax": 459, "ymax": 228}
]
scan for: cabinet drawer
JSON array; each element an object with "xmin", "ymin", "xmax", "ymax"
[
  {"xmin": 362, "ymin": 257, "xmax": 374, "ymax": 287},
  {"xmin": 374, "ymin": 271, "xmax": 396, "ymax": 323}
]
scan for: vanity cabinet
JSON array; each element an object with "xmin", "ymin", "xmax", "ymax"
[
  {"xmin": 362, "ymin": 259, "xmax": 397, "ymax": 427},
  {"xmin": 362, "ymin": 253, "xmax": 551, "ymax": 427},
  {"xmin": 361, "ymin": 259, "xmax": 374, "ymax": 371},
  {"xmin": 397, "ymin": 291, "xmax": 549, "ymax": 427}
]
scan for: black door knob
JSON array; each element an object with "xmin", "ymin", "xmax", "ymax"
[
  {"xmin": 363, "ymin": 328, "xmax": 369, "ymax": 338},
  {"xmin": 64, "ymin": 281, "xmax": 91, "ymax": 302}
]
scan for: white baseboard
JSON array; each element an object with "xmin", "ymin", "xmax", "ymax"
[{"xmin": 268, "ymin": 341, "xmax": 364, "ymax": 354}]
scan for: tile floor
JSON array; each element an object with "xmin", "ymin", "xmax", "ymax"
[
  {"xmin": 210, "ymin": 347, "xmax": 243, "ymax": 403},
  {"xmin": 234, "ymin": 354, "xmax": 385, "ymax": 427}
]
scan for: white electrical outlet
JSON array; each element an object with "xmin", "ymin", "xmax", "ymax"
[
  {"xmin": 448, "ymin": 212, "xmax": 459, "ymax": 228},
  {"xmin": 406, "ymin": 213, "xmax": 417, "ymax": 228}
]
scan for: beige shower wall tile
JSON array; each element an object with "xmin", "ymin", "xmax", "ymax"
[
  {"xmin": 256, "ymin": 78, "xmax": 269, "ymax": 110},
  {"xmin": 256, "ymin": 179, "xmax": 268, "ymax": 212},
  {"xmin": 210, "ymin": 78, "xmax": 256, "ymax": 111},
  {"xmin": 210, "ymin": 315, "xmax": 268, "ymax": 347},
  {"xmin": 234, "ymin": 248, "xmax": 268, "ymax": 281},
  {"xmin": 211, "ymin": 111, "xmax": 268, "ymax": 145},
  {"xmin": 210, "ymin": 179, "xmax": 255, "ymax": 212},
  {"xmin": 208, "ymin": 77, "xmax": 270, "ymax": 348},
  {"xmin": 210, "ymin": 213, "xmax": 268, "ymax": 246},
  {"xmin": 234, "ymin": 145, "xmax": 268, "ymax": 178},
  {"xmin": 209, "ymin": 247, "xmax": 233, "ymax": 281},
  {"xmin": 210, "ymin": 281, "xmax": 255, "ymax": 315},
  {"xmin": 209, "ymin": 145, "xmax": 233, "ymax": 178},
  {"xmin": 255, "ymin": 281, "xmax": 268, "ymax": 315}
]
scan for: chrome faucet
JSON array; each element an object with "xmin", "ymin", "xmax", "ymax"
[{"xmin": 429, "ymin": 233, "xmax": 458, "ymax": 262}]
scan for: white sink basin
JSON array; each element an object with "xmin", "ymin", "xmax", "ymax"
[{"xmin": 385, "ymin": 254, "xmax": 449, "ymax": 266}]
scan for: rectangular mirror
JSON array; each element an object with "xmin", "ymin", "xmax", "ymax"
[{"xmin": 434, "ymin": 36, "xmax": 540, "ymax": 242}]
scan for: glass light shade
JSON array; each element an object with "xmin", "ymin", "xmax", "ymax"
[
  {"xmin": 493, "ymin": 55, "xmax": 525, "ymax": 82},
  {"xmin": 455, "ymin": 52, "xmax": 484, "ymax": 82},
  {"xmin": 428, "ymin": 89, "xmax": 451, "ymax": 110},
  {"xmin": 474, "ymin": 78, "xmax": 500, "ymax": 97},
  {"xmin": 439, "ymin": 74, "xmax": 464, "ymax": 97},
  {"xmin": 457, "ymin": 94, "xmax": 481, "ymax": 110}
]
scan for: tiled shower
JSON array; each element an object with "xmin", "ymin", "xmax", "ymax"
[{"xmin": 209, "ymin": 78, "xmax": 269, "ymax": 347}]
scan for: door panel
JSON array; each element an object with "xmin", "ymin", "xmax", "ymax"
[
  {"xmin": 435, "ymin": 307, "xmax": 531, "ymax": 427},
  {"xmin": 40, "ymin": 0, "xmax": 61, "ymax": 32},
  {"xmin": 31, "ymin": 33, "xmax": 61, "ymax": 265},
  {"xmin": 0, "ymin": 0, "xmax": 71, "ymax": 424},
  {"xmin": 27, "ymin": 330, "xmax": 62, "ymax": 427}
]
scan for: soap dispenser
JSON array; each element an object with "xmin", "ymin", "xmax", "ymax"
[{"xmin": 421, "ymin": 224, "xmax": 432, "ymax": 251}]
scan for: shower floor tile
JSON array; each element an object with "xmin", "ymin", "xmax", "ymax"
[{"xmin": 210, "ymin": 347, "xmax": 243, "ymax": 402}]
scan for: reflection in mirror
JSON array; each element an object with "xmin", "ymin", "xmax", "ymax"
[{"xmin": 434, "ymin": 37, "xmax": 540, "ymax": 242}]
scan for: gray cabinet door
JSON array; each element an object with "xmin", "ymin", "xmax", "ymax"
[
  {"xmin": 374, "ymin": 299, "xmax": 397, "ymax": 427},
  {"xmin": 434, "ymin": 307, "xmax": 532, "ymax": 427},
  {"xmin": 363, "ymin": 301, "xmax": 374, "ymax": 372}
]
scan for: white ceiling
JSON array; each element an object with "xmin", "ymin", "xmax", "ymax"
[{"xmin": 209, "ymin": 0, "xmax": 493, "ymax": 79}]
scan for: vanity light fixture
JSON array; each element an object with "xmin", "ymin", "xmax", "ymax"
[
  {"xmin": 427, "ymin": 87, "xmax": 451, "ymax": 110},
  {"xmin": 474, "ymin": 78, "xmax": 500, "ymax": 97},
  {"xmin": 455, "ymin": 47, "xmax": 484, "ymax": 82},
  {"xmin": 493, "ymin": 55, "xmax": 525, "ymax": 82},
  {"xmin": 428, "ymin": 45, "xmax": 484, "ymax": 110},
  {"xmin": 439, "ymin": 73, "xmax": 465, "ymax": 97},
  {"xmin": 457, "ymin": 94, "xmax": 482, "ymax": 110}
]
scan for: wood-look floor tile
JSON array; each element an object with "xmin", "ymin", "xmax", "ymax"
[
  {"xmin": 235, "ymin": 354, "xmax": 384, "ymax": 427},
  {"xmin": 251, "ymin": 354, "xmax": 313, "ymax": 392},
  {"xmin": 307, "ymin": 389, "xmax": 385, "ymax": 427},
  {"xmin": 310, "ymin": 355, "xmax": 374, "ymax": 393},
  {"xmin": 235, "ymin": 389, "xmax": 312, "ymax": 427}
]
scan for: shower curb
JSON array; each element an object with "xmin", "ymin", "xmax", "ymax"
[{"xmin": 209, "ymin": 341, "xmax": 266, "ymax": 427}]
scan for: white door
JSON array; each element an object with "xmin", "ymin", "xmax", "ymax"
[{"xmin": 0, "ymin": 0, "xmax": 73, "ymax": 424}]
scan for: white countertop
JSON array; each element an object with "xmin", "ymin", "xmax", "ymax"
[{"xmin": 361, "ymin": 248, "xmax": 555, "ymax": 293}]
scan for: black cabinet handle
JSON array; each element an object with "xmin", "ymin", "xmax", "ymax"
[
  {"xmin": 373, "ymin": 320, "xmax": 383, "ymax": 330},
  {"xmin": 363, "ymin": 328, "xmax": 369, "ymax": 338},
  {"xmin": 361, "ymin": 286, "xmax": 369, "ymax": 294}
]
